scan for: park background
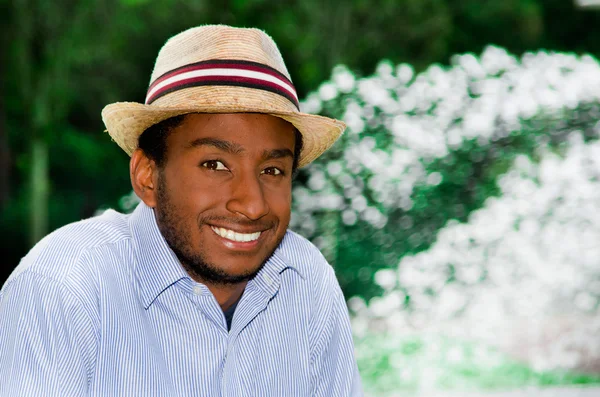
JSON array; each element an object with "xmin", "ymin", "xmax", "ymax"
[{"xmin": 2, "ymin": 0, "xmax": 600, "ymax": 395}]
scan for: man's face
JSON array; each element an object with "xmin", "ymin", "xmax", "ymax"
[{"xmin": 152, "ymin": 113, "xmax": 296, "ymax": 285}]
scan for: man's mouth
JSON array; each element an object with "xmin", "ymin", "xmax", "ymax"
[{"xmin": 210, "ymin": 226, "xmax": 262, "ymax": 242}]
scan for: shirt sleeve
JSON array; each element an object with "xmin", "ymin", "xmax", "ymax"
[
  {"xmin": 0, "ymin": 271, "xmax": 98, "ymax": 396},
  {"xmin": 311, "ymin": 271, "xmax": 364, "ymax": 397}
]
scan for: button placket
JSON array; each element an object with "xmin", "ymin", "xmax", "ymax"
[{"xmin": 187, "ymin": 283, "xmax": 229, "ymax": 333}]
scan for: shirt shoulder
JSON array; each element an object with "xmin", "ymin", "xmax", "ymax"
[
  {"xmin": 278, "ymin": 230, "xmax": 338, "ymax": 288},
  {"xmin": 6, "ymin": 209, "xmax": 132, "ymax": 285}
]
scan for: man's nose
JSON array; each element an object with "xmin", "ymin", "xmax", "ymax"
[{"xmin": 225, "ymin": 172, "xmax": 270, "ymax": 221}]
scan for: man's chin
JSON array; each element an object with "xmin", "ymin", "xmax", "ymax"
[
  {"xmin": 186, "ymin": 262, "xmax": 265, "ymax": 286},
  {"xmin": 172, "ymin": 233, "xmax": 286, "ymax": 286}
]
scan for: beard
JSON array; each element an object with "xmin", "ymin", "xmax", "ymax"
[{"xmin": 154, "ymin": 171, "xmax": 283, "ymax": 286}]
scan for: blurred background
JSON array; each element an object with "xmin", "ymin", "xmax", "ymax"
[{"xmin": 2, "ymin": 0, "xmax": 600, "ymax": 395}]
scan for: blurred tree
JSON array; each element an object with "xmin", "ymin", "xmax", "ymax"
[
  {"xmin": 7, "ymin": 0, "xmax": 116, "ymax": 244},
  {"xmin": 0, "ymin": 0, "xmax": 11, "ymax": 207},
  {"xmin": 447, "ymin": 0, "xmax": 544, "ymax": 54},
  {"xmin": 0, "ymin": 57, "xmax": 8, "ymax": 208}
]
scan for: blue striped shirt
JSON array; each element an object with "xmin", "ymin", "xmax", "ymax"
[{"xmin": 0, "ymin": 203, "xmax": 362, "ymax": 396}]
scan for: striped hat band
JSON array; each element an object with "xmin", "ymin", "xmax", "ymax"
[{"xmin": 145, "ymin": 59, "xmax": 299, "ymax": 109}]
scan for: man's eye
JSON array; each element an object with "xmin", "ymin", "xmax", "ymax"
[
  {"xmin": 261, "ymin": 167, "xmax": 283, "ymax": 176},
  {"xmin": 202, "ymin": 160, "xmax": 228, "ymax": 171}
]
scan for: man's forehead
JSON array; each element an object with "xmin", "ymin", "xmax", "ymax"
[{"xmin": 185, "ymin": 137, "xmax": 294, "ymax": 162}]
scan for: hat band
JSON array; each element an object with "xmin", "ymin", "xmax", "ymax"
[{"xmin": 145, "ymin": 59, "xmax": 299, "ymax": 109}]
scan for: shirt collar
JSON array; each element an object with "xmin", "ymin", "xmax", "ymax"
[
  {"xmin": 129, "ymin": 202, "xmax": 304, "ymax": 308},
  {"xmin": 130, "ymin": 202, "xmax": 189, "ymax": 309}
]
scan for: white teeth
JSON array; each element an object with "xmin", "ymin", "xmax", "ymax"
[{"xmin": 211, "ymin": 226, "xmax": 261, "ymax": 242}]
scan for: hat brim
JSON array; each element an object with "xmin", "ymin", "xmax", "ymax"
[{"xmin": 102, "ymin": 101, "xmax": 345, "ymax": 169}]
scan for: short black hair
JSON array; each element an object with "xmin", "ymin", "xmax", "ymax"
[
  {"xmin": 138, "ymin": 114, "xmax": 304, "ymax": 172},
  {"xmin": 138, "ymin": 115, "xmax": 186, "ymax": 167}
]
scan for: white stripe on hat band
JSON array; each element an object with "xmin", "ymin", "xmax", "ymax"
[{"xmin": 146, "ymin": 68, "xmax": 298, "ymax": 104}]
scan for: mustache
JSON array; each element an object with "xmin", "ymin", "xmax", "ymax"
[{"xmin": 197, "ymin": 215, "xmax": 276, "ymax": 230}]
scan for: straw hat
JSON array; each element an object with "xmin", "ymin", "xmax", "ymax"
[{"xmin": 101, "ymin": 25, "xmax": 345, "ymax": 168}]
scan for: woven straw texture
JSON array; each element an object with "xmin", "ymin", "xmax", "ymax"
[{"xmin": 101, "ymin": 25, "xmax": 345, "ymax": 168}]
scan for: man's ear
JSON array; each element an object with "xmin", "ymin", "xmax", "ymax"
[{"xmin": 130, "ymin": 148, "xmax": 159, "ymax": 208}]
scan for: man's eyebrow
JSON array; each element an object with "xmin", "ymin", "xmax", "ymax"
[
  {"xmin": 262, "ymin": 148, "xmax": 294, "ymax": 161},
  {"xmin": 186, "ymin": 137, "xmax": 244, "ymax": 154}
]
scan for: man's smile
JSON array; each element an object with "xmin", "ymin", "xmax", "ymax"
[{"xmin": 210, "ymin": 226, "xmax": 262, "ymax": 242}]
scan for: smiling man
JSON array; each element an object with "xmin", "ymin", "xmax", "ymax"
[
  {"xmin": 142, "ymin": 113, "xmax": 298, "ymax": 313},
  {"xmin": 0, "ymin": 25, "xmax": 362, "ymax": 396}
]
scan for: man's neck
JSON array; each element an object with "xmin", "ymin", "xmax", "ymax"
[
  {"xmin": 178, "ymin": 262, "xmax": 248, "ymax": 311},
  {"xmin": 203, "ymin": 280, "xmax": 247, "ymax": 311}
]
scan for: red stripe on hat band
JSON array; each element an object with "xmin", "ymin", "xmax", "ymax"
[
  {"xmin": 149, "ymin": 59, "xmax": 294, "ymax": 92},
  {"xmin": 145, "ymin": 75, "xmax": 300, "ymax": 109},
  {"xmin": 145, "ymin": 59, "xmax": 298, "ymax": 110}
]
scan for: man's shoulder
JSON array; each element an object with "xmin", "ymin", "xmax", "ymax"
[
  {"xmin": 7, "ymin": 209, "xmax": 132, "ymax": 285},
  {"xmin": 279, "ymin": 230, "xmax": 336, "ymax": 281}
]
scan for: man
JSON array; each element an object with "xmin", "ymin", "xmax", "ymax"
[{"xmin": 0, "ymin": 25, "xmax": 362, "ymax": 396}]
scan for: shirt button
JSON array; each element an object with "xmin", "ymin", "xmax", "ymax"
[{"xmin": 193, "ymin": 285, "xmax": 203, "ymax": 295}]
